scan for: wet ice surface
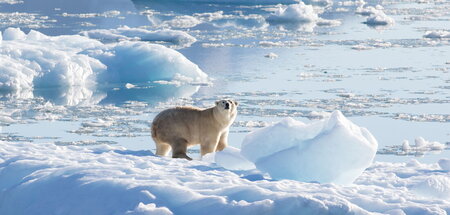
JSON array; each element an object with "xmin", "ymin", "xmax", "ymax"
[{"xmin": 0, "ymin": 0, "xmax": 449, "ymax": 164}]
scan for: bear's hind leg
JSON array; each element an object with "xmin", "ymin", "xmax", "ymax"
[
  {"xmin": 171, "ymin": 138, "xmax": 192, "ymax": 160},
  {"xmin": 156, "ymin": 141, "xmax": 171, "ymax": 156}
]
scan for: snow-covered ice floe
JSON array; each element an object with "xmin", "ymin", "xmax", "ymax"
[
  {"xmin": 153, "ymin": 0, "xmax": 299, "ymax": 4},
  {"xmin": 0, "ymin": 28, "xmax": 208, "ymax": 102},
  {"xmin": 423, "ymin": 30, "xmax": 450, "ymax": 39},
  {"xmin": 241, "ymin": 110, "xmax": 378, "ymax": 185},
  {"xmin": 378, "ymin": 137, "xmax": 448, "ymax": 157},
  {"xmin": 80, "ymin": 26, "xmax": 197, "ymax": 47},
  {"xmin": 0, "ymin": 141, "xmax": 449, "ymax": 214},
  {"xmin": 357, "ymin": 5, "xmax": 394, "ymax": 27}
]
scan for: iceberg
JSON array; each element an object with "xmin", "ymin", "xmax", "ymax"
[
  {"xmin": 0, "ymin": 28, "xmax": 208, "ymax": 103},
  {"xmin": 241, "ymin": 111, "xmax": 378, "ymax": 184}
]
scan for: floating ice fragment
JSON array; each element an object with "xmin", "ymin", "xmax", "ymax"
[
  {"xmin": 81, "ymin": 26, "xmax": 197, "ymax": 47},
  {"xmin": 241, "ymin": 110, "xmax": 378, "ymax": 184},
  {"xmin": 415, "ymin": 137, "xmax": 445, "ymax": 150},
  {"xmin": 364, "ymin": 10, "xmax": 394, "ymax": 26},
  {"xmin": 355, "ymin": 5, "xmax": 384, "ymax": 16},
  {"xmin": 266, "ymin": 3, "xmax": 318, "ymax": 24},
  {"xmin": 125, "ymin": 83, "xmax": 136, "ymax": 89},
  {"xmin": 358, "ymin": 5, "xmax": 394, "ymax": 27},
  {"xmin": 264, "ymin": 52, "xmax": 278, "ymax": 59},
  {"xmin": 402, "ymin": 140, "xmax": 411, "ymax": 152},
  {"xmin": 423, "ymin": 30, "xmax": 450, "ymax": 39}
]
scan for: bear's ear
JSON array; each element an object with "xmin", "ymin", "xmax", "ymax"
[
  {"xmin": 233, "ymin": 101, "xmax": 239, "ymax": 106},
  {"xmin": 215, "ymin": 100, "xmax": 220, "ymax": 106}
]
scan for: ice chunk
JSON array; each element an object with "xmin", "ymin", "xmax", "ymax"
[
  {"xmin": 266, "ymin": 3, "xmax": 318, "ymax": 24},
  {"xmin": 2, "ymin": 27, "xmax": 26, "ymax": 40},
  {"xmin": 363, "ymin": 9, "xmax": 394, "ymax": 26},
  {"xmin": 438, "ymin": 159, "xmax": 450, "ymax": 171},
  {"xmin": 356, "ymin": 5, "xmax": 384, "ymax": 16},
  {"xmin": 126, "ymin": 203, "xmax": 173, "ymax": 215},
  {"xmin": 264, "ymin": 52, "xmax": 278, "ymax": 59},
  {"xmin": 96, "ymin": 42, "xmax": 208, "ymax": 85},
  {"xmin": 401, "ymin": 140, "xmax": 411, "ymax": 152},
  {"xmin": 214, "ymin": 146, "xmax": 256, "ymax": 171},
  {"xmin": 241, "ymin": 110, "xmax": 378, "ymax": 184},
  {"xmin": 414, "ymin": 137, "xmax": 446, "ymax": 150}
]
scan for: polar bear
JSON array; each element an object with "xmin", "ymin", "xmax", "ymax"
[{"xmin": 151, "ymin": 100, "xmax": 238, "ymax": 160}]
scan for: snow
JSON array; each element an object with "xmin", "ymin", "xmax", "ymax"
[
  {"xmin": 0, "ymin": 141, "xmax": 448, "ymax": 215},
  {"xmin": 438, "ymin": 159, "xmax": 450, "ymax": 171},
  {"xmin": 241, "ymin": 111, "xmax": 378, "ymax": 184},
  {"xmin": 81, "ymin": 26, "xmax": 197, "ymax": 47},
  {"xmin": 412, "ymin": 175, "xmax": 450, "ymax": 199},
  {"xmin": 205, "ymin": 146, "xmax": 256, "ymax": 171},
  {"xmin": 0, "ymin": 28, "xmax": 208, "ymax": 93}
]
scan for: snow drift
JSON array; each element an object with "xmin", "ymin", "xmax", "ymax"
[
  {"xmin": 0, "ymin": 141, "xmax": 448, "ymax": 215},
  {"xmin": 241, "ymin": 110, "xmax": 378, "ymax": 185},
  {"xmin": 0, "ymin": 28, "xmax": 208, "ymax": 93}
]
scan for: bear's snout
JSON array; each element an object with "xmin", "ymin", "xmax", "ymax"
[{"xmin": 225, "ymin": 102, "xmax": 230, "ymax": 109}]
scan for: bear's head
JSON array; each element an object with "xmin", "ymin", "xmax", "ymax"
[
  {"xmin": 214, "ymin": 99, "xmax": 238, "ymax": 125},
  {"xmin": 215, "ymin": 99, "xmax": 238, "ymax": 112}
]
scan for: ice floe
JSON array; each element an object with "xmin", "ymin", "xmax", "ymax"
[
  {"xmin": 241, "ymin": 110, "xmax": 378, "ymax": 184},
  {"xmin": 0, "ymin": 141, "xmax": 448, "ymax": 214},
  {"xmin": 264, "ymin": 52, "xmax": 278, "ymax": 59},
  {"xmin": 423, "ymin": 30, "xmax": 450, "ymax": 39},
  {"xmin": 378, "ymin": 137, "xmax": 448, "ymax": 157},
  {"xmin": 61, "ymin": 10, "xmax": 121, "ymax": 18},
  {"xmin": 356, "ymin": 5, "xmax": 394, "ymax": 26},
  {"xmin": 0, "ymin": 0, "xmax": 23, "ymax": 4},
  {"xmin": 80, "ymin": 26, "xmax": 197, "ymax": 47}
]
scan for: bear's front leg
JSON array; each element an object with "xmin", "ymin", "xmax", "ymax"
[
  {"xmin": 200, "ymin": 135, "xmax": 220, "ymax": 156},
  {"xmin": 216, "ymin": 131, "xmax": 228, "ymax": 152}
]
